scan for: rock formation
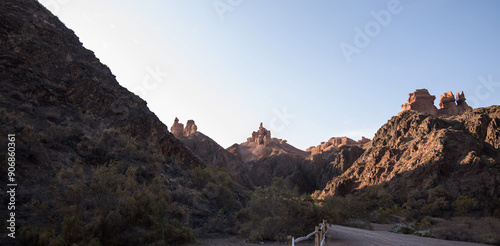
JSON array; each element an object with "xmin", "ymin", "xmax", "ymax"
[
  {"xmin": 400, "ymin": 89, "xmax": 473, "ymax": 117},
  {"xmin": 400, "ymin": 89, "xmax": 438, "ymax": 116},
  {"xmin": 170, "ymin": 118, "xmax": 197, "ymax": 138},
  {"xmin": 437, "ymin": 91, "xmax": 473, "ymax": 117},
  {"xmin": 171, "ymin": 117, "xmax": 185, "ymax": 138},
  {"xmin": 307, "ymin": 136, "xmax": 371, "ymax": 155},
  {"xmin": 184, "ymin": 119, "xmax": 198, "ymax": 136},
  {"xmin": 247, "ymin": 122, "xmax": 272, "ymax": 146}
]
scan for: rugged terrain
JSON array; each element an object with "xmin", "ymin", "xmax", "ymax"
[
  {"xmin": 181, "ymin": 131, "xmax": 253, "ymax": 188},
  {"xmin": 2, "ymin": 0, "xmax": 500, "ymax": 245},
  {"xmin": 0, "ymin": 1, "xmax": 244, "ymax": 245},
  {"xmin": 318, "ymin": 106, "xmax": 500, "ymax": 206}
]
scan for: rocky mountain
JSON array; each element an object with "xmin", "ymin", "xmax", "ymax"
[
  {"xmin": 318, "ymin": 106, "xmax": 500, "ymax": 206},
  {"xmin": 224, "ymin": 123, "xmax": 325, "ymax": 192},
  {"xmin": 229, "ymin": 122, "xmax": 308, "ymax": 162},
  {"xmin": 0, "ymin": 1, "xmax": 244, "ymax": 245}
]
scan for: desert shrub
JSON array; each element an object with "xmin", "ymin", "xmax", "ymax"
[
  {"xmin": 190, "ymin": 166, "xmax": 244, "ymax": 212},
  {"xmin": 358, "ymin": 185, "xmax": 395, "ymax": 210},
  {"xmin": 433, "ymin": 224, "xmax": 476, "ymax": 242},
  {"xmin": 430, "ymin": 217, "xmax": 500, "ymax": 244},
  {"xmin": 389, "ymin": 223, "xmax": 416, "ymax": 234},
  {"xmin": 235, "ymin": 178, "xmax": 323, "ymax": 242},
  {"xmin": 323, "ymin": 194, "xmax": 369, "ymax": 225},
  {"xmin": 413, "ymin": 229, "xmax": 433, "ymax": 237},
  {"xmin": 19, "ymin": 162, "xmax": 196, "ymax": 245},
  {"xmin": 61, "ymin": 215, "xmax": 84, "ymax": 243},
  {"xmin": 452, "ymin": 196, "xmax": 478, "ymax": 216},
  {"xmin": 421, "ymin": 196, "xmax": 449, "ymax": 217},
  {"xmin": 402, "ymin": 185, "xmax": 451, "ymax": 219}
]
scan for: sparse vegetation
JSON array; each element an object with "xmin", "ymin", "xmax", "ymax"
[
  {"xmin": 235, "ymin": 178, "xmax": 323, "ymax": 242},
  {"xmin": 20, "ymin": 162, "xmax": 197, "ymax": 245}
]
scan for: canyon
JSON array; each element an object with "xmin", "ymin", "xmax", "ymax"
[{"xmin": 1, "ymin": 1, "xmax": 499, "ymax": 245}]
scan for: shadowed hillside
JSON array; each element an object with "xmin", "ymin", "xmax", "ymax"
[{"xmin": 0, "ymin": 1, "xmax": 245, "ymax": 245}]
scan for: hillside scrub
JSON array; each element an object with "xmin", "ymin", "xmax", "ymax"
[{"xmin": 235, "ymin": 178, "xmax": 324, "ymax": 242}]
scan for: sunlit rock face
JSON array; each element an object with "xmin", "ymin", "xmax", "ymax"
[{"xmin": 400, "ymin": 89, "xmax": 472, "ymax": 117}]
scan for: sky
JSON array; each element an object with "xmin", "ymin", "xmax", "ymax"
[{"xmin": 39, "ymin": 0, "xmax": 500, "ymax": 150}]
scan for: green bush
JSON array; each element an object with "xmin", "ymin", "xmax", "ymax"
[
  {"xmin": 389, "ymin": 223, "xmax": 416, "ymax": 234},
  {"xmin": 452, "ymin": 196, "xmax": 478, "ymax": 216},
  {"xmin": 19, "ymin": 162, "xmax": 196, "ymax": 245},
  {"xmin": 235, "ymin": 178, "xmax": 323, "ymax": 242}
]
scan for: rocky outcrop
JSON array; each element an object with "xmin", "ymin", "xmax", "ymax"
[
  {"xmin": 318, "ymin": 106, "xmax": 500, "ymax": 203},
  {"xmin": 170, "ymin": 118, "xmax": 197, "ymax": 139},
  {"xmin": 400, "ymin": 89, "xmax": 473, "ymax": 117},
  {"xmin": 437, "ymin": 91, "xmax": 473, "ymax": 117},
  {"xmin": 171, "ymin": 117, "xmax": 185, "ymax": 138},
  {"xmin": 184, "ymin": 119, "xmax": 198, "ymax": 136},
  {"xmin": 400, "ymin": 89, "xmax": 438, "ymax": 116},
  {"xmin": 247, "ymin": 122, "xmax": 272, "ymax": 146},
  {"xmin": 307, "ymin": 136, "xmax": 371, "ymax": 155}
]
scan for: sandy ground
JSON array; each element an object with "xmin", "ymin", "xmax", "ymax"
[{"xmin": 191, "ymin": 224, "xmax": 487, "ymax": 246}]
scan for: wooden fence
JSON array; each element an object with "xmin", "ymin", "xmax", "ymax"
[{"xmin": 287, "ymin": 220, "xmax": 328, "ymax": 246}]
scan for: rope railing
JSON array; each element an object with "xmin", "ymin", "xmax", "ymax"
[{"xmin": 287, "ymin": 220, "xmax": 328, "ymax": 246}]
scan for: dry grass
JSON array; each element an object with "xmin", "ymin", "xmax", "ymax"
[{"xmin": 432, "ymin": 217, "xmax": 500, "ymax": 245}]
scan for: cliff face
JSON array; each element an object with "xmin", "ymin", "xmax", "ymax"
[{"xmin": 318, "ymin": 106, "xmax": 500, "ymax": 202}]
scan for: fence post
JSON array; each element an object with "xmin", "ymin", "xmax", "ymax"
[
  {"xmin": 320, "ymin": 223, "xmax": 324, "ymax": 244},
  {"xmin": 325, "ymin": 220, "xmax": 328, "ymax": 238},
  {"xmin": 322, "ymin": 221, "xmax": 326, "ymax": 238},
  {"xmin": 287, "ymin": 235, "xmax": 293, "ymax": 246},
  {"xmin": 314, "ymin": 226, "xmax": 320, "ymax": 246}
]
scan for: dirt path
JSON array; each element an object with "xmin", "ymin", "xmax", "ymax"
[{"xmin": 327, "ymin": 224, "xmax": 486, "ymax": 246}]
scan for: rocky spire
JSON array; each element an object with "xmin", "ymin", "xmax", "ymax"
[
  {"xmin": 170, "ymin": 118, "xmax": 198, "ymax": 138},
  {"xmin": 247, "ymin": 122, "xmax": 272, "ymax": 146}
]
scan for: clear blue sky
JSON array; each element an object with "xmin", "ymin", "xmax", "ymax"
[{"xmin": 40, "ymin": 0, "xmax": 500, "ymax": 149}]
